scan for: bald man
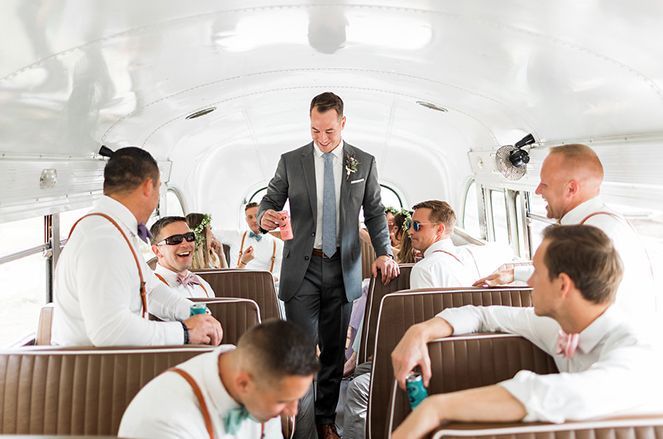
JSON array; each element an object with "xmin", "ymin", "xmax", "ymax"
[{"xmin": 475, "ymin": 144, "xmax": 656, "ymax": 324}]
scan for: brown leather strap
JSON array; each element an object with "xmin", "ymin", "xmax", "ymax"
[
  {"xmin": 238, "ymin": 231, "xmax": 248, "ymax": 267},
  {"xmin": 579, "ymin": 211, "xmax": 622, "ymax": 225},
  {"xmin": 269, "ymin": 239, "xmax": 277, "ymax": 273},
  {"xmin": 155, "ymin": 272, "xmax": 210, "ymax": 297},
  {"xmin": 170, "ymin": 367, "xmax": 215, "ymax": 439},
  {"xmin": 431, "ymin": 249, "xmax": 463, "ymax": 265},
  {"xmin": 69, "ymin": 213, "xmax": 148, "ymax": 319}
]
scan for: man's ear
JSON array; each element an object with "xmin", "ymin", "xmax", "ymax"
[
  {"xmin": 566, "ymin": 179, "xmax": 579, "ymax": 197},
  {"xmin": 235, "ymin": 370, "xmax": 252, "ymax": 394},
  {"xmin": 437, "ymin": 223, "xmax": 446, "ymax": 239},
  {"xmin": 141, "ymin": 178, "xmax": 155, "ymax": 197},
  {"xmin": 151, "ymin": 244, "xmax": 160, "ymax": 257},
  {"xmin": 558, "ymin": 272, "xmax": 575, "ymax": 299}
]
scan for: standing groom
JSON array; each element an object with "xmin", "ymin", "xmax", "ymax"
[{"xmin": 259, "ymin": 92, "xmax": 399, "ymax": 438}]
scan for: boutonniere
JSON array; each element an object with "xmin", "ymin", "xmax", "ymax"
[{"xmin": 344, "ymin": 154, "xmax": 359, "ymax": 180}]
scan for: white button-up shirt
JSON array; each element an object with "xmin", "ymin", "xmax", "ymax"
[
  {"xmin": 154, "ymin": 263, "xmax": 214, "ymax": 298},
  {"xmin": 215, "ymin": 229, "xmax": 283, "ymax": 275},
  {"xmin": 52, "ymin": 196, "xmax": 192, "ymax": 346},
  {"xmin": 514, "ymin": 196, "xmax": 657, "ymax": 323},
  {"xmin": 119, "ymin": 345, "xmax": 283, "ymax": 439},
  {"xmin": 410, "ymin": 238, "xmax": 477, "ymax": 289},
  {"xmin": 438, "ymin": 305, "xmax": 663, "ymax": 423},
  {"xmin": 313, "ymin": 141, "xmax": 343, "ymax": 249}
]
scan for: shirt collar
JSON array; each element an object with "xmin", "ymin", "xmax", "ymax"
[
  {"xmin": 203, "ymin": 346, "xmax": 242, "ymax": 422},
  {"xmin": 154, "ymin": 263, "xmax": 189, "ymax": 283},
  {"xmin": 560, "ymin": 196, "xmax": 606, "ymax": 225},
  {"xmin": 576, "ymin": 306, "xmax": 622, "ymax": 354},
  {"xmin": 94, "ymin": 195, "xmax": 140, "ymax": 239},
  {"xmin": 423, "ymin": 237, "xmax": 455, "ymax": 258},
  {"xmin": 313, "ymin": 140, "xmax": 344, "ymax": 159}
]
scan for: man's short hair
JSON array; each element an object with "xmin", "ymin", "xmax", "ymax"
[
  {"xmin": 310, "ymin": 92, "xmax": 344, "ymax": 118},
  {"xmin": 103, "ymin": 147, "xmax": 159, "ymax": 195},
  {"xmin": 149, "ymin": 216, "xmax": 187, "ymax": 244},
  {"xmin": 548, "ymin": 144, "xmax": 604, "ymax": 180},
  {"xmin": 245, "ymin": 202, "xmax": 259, "ymax": 211},
  {"xmin": 238, "ymin": 319, "xmax": 320, "ymax": 381},
  {"xmin": 412, "ymin": 200, "xmax": 456, "ymax": 234},
  {"xmin": 542, "ymin": 225, "xmax": 623, "ymax": 304}
]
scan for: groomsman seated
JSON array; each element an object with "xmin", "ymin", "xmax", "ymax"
[
  {"xmin": 391, "ymin": 225, "xmax": 663, "ymax": 439},
  {"xmin": 119, "ymin": 319, "xmax": 320, "ymax": 439},
  {"xmin": 150, "ymin": 216, "xmax": 215, "ymax": 298}
]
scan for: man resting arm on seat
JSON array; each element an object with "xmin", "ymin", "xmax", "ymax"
[{"xmin": 391, "ymin": 225, "xmax": 663, "ymax": 439}]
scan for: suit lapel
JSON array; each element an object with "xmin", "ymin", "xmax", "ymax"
[
  {"xmin": 301, "ymin": 143, "xmax": 317, "ymax": 225},
  {"xmin": 339, "ymin": 142, "xmax": 353, "ymax": 234}
]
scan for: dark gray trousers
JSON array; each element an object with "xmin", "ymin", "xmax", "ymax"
[{"xmin": 286, "ymin": 252, "xmax": 353, "ymax": 426}]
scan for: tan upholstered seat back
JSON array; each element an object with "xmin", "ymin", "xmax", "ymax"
[
  {"xmin": 368, "ymin": 287, "xmax": 532, "ymax": 439},
  {"xmin": 430, "ymin": 416, "xmax": 663, "ymax": 438},
  {"xmin": 35, "ymin": 303, "xmax": 55, "ymax": 345},
  {"xmin": 196, "ymin": 270, "xmax": 282, "ymax": 320},
  {"xmin": 358, "ymin": 264, "xmax": 414, "ymax": 364},
  {"xmin": 191, "ymin": 297, "xmax": 261, "ymax": 344},
  {"xmin": 0, "ymin": 346, "xmax": 213, "ymax": 435},
  {"xmin": 387, "ymin": 334, "xmax": 558, "ymax": 435},
  {"xmin": 360, "ymin": 237, "xmax": 377, "ymax": 279}
]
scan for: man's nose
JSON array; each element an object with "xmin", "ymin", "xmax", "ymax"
[{"xmin": 534, "ymin": 183, "xmax": 543, "ymax": 195}]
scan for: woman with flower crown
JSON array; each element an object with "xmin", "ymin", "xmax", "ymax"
[{"xmin": 186, "ymin": 213, "xmax": 228, "ymax": 270}]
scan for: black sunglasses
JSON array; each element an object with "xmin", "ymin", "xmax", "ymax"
[
  {"xmin": 410, "ymin": 220, "xmax": 437, "ymax": 232},
  {"xmin": 156, "ymin": 232, "xmax": 196, "ymax": 246}
]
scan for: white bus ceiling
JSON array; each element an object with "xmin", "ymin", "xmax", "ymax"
[{"xmin": 1, "ymin": 0, "xmax": 663, "ymax": 226}]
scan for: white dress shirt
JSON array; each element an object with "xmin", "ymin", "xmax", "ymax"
[
  {"xmin": 438, "ymin": 305, "xmax": 663, "ymax": 423},
  {"xmin": 119, "ymin": 345, "xmax": 283, "ymax": 439},
  {"xmin": 514, "ymin": 196, "xmax": 657, "ymax": 322},
  {"xmin": 52, "ymin": 196, "xmax": 192, "ymax": 346},
  {"xmin": 410, "ymin": 238, "xmax": 477, "ymax": 289},
  {"xmin": 313, "ymin": 141, "xmax": 343, "ymax": 249},
  {"xmin": 215, "ymin": 229, "xmax": 283, "ymax": 275},
  {"xmin": 154, "ymin": 263, "xmax": 214, "ymax": 298}
]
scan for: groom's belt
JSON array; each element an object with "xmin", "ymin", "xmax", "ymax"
[{"xmin": 312, "ymin": 247, "xmax": 340, "ymax": 259}]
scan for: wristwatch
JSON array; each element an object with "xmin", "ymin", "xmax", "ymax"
[{"xmin": 180, "ymin": 321, "xmax": 190, "ymax": 344}]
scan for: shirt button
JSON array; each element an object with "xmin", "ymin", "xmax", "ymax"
[
  {"xmin": 304, "ymin": 256, "xmax": 309, "ymax": 260},
  {"xmin": 311, "ymin": 233, "xmax": 315, "ymax": 237}
]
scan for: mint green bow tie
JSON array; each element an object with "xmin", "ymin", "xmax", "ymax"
[
  {"xmin": 249, "ymin": 231, "xmax": 262, "ymax": 241},
  {"xmin": 224, "ymin": 406, "xmax": 250, "ymax": 434}
]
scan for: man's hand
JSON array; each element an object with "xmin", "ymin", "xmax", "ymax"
[
  {"xmin": 391, "ymin": 395, "xmax": 444, "ymax": 439},
  {"xmin": 473, "ymin": 264, "xmax": 515, "ymax": 287},
  {"xmin": 392, "ymin": 323, "xmax": 433, "ymax": 390},
  {"xmin": 184, "ymin": 314, "xmax": 223, "ymax": 345},
  {"xmin": 210, "ymin": 235, "xmax": 222, "ymax": 254},
  {"xmin": 239, "ymin": 246, "xmax": 255, "ymax": 266},
  {"xmin": 371, "ymin": 255, "xmax": 399, "ymax": 285},
  {"xmin": 260, "ymin": 209, "xmax": 285, "ymax": 231}
]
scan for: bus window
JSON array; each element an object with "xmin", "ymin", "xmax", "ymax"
[
  {"xmin": 462, "ymin": 180, "xmax": 481, "ymax": 237},
  {"xmin": 165, "ymin": 188, "xmax": 186, "ymax": 217},
  {"xmin": 0, "ymin": 216, "xmax": 44, "ymax": 258},
  {"xmin": 379, "ymin": 185, "xmax": 403, "ymax": 210},
  {"xmin": 490, "ymin": 189, "xmax": 509, "ymax": 246},
  {"xmin": 60, "ymin": 206, "xmax": 93, "ymax": 242}
]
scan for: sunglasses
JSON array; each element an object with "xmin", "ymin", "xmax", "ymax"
[
  {"xmin": 156, "ymin": 232, "xmax": 196, "ymax": 246},
  {"xmin": 409, "ymin": 220, "xmax": 437, "ymax": 232}
]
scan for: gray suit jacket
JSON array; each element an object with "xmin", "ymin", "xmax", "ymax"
[{"xmin": 258, "ymin": 141, "xmax": 392, "ymax": 302}]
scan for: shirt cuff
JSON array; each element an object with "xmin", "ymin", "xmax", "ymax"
[
  {"xmin": 436, "ymin": 306, "xmax": 475, "ymax": 335},
  {"xmin": 514, "ymin": 264, "xmax": 535, "ymax": 283},
  {"xmin": 498, "ymin": 370, "xmax": 564, "ymax": 424}
]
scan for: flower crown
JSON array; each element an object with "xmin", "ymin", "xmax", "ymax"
[
  {"xmin": 193, "ymin": 214, "xmax": 212, "ymax": 248},
  {"xmin": 399, "ymin": 209, "xmax": 413, "ymax": 232},
  {"xmin": 385, "ymin": 206, "xmax": 399, "ymax": 216}
]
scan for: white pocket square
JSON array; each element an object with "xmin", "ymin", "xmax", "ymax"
[{"xmin": 350, "ymin": 178, "xmax": 365, "ymax": 184}]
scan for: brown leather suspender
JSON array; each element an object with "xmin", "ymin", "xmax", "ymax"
[
  {"xmin": 170, "ymin": 367, "xmax": 215, "ymax": 439},
  {"xmin": 69, "ymin": 213, "xmax": 148, "ymax": 319},
  {"xmin": 431, "ymin": 249, "xmax": 463, "ymax": 265},
  {"xmin": 238, "ymin": 231, "xmax": 277, "ymax": 273},
  {"xmin": 155, "ymin": 272, "xmax": 210, "ymax": 297},
  {"xmin": 579, "ymin": 211, "xmax": 621, "ymax": 225}
]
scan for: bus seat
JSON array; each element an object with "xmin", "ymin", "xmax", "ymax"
[
  {"xmin": 428, "ymin": 415, "xmax": 663, "ymax": 438},
  {"xmin": 35, "ymin": 303, "xmax": 54, "ymax": 345},
  {"xmin": 195, "ymin": 270, "xmax": 282, "ymax": 320},
  {"xmin": 386, "ymin": 334, "xmax": 558, "ymax": 435},
  {"xmin": 0, "ymin": 346, "xmax": 213, "ymax": 435},
  {"xmin": 360, "ymin": 236, "xmax": 377, "ymax": 280},
  {"xmin": 357, "ymin": 264, "xmax": 415, "ymax": 364},
  {"xmin": 190, "ymin": 297, "xmax": 261, "ymax": 345},
  {"xmin": 367, "ymin": 287, "xmax": 532, "ymax": 439}
]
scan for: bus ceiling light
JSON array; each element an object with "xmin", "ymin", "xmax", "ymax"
[
  {"xmin": 186, "ymin": 107, "xmax": 216, "ymax": 120},
  {"xmin": 39, "ymin": 168, "xmax": 57, "ymax": 189},
  {"xmin": 416, "ymin": 101, "xmax": 448, "ymax": 112}
]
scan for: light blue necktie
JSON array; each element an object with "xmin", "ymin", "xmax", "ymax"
[{"xmin": 322, "ymin": 152, "xmax": 337, "ymax": 258}]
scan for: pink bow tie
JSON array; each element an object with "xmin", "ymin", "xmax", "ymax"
[
  {"xmin": 177, "ymin": 272, "xmax": 201, "ymax": 287},
  {"xmin": 556, "ymin": 330, "xmax": 579, "ymax": 358}
]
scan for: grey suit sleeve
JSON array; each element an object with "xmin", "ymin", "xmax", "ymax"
[
  {"xmin": 258, "ymin": 154, "xmax": 289, "ymax": 231},
  {"xmin": 362, "ymin": 156, "xmax": 392, "ymax": 257}
]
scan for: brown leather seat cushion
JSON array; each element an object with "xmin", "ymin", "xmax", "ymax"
[
  {"xmin": 387, "ymin": 334, "xmax": 558, "ymax": 435},
  {"xmin": 358, "ymin": 264, "xmax": 415, "ymax": 364},
  {"xmin": 195, "ymin": 269, "xmax": 282, "ymax": 320},
  {"xmin": 0, "ymin": 346, "xmax": 213, "ymax": 435},
  {"xmin": 190, "ymin": 297, "xmax": 261, "ymax": 345},
  {"xmin": 368, "ymin": 287, "xmax": 532, "ymax": 439}
]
